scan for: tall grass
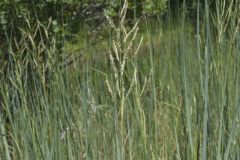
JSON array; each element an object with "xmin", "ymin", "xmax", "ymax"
[{"xmin": 1, "ymin": 0, "xmax": 240, "ymax": 159}]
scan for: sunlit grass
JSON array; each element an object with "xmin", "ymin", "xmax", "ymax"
[{"xmin": 1, "ymin": 0, "xmax": 240, "ymax": 159}]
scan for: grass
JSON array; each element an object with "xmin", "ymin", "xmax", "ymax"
[{"xmin": 1, "ymin": 0, "xmax": 240, "ymax": 159}]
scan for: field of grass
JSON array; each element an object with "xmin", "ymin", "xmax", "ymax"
[{"xmin": 0, "ymin": 0, "xmax": 240, "ymax": 159}]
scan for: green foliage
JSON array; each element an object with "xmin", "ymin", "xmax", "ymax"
[
  {"xmin": 109, "ymin": 0, "xmax": 167, "ymax": 17},
  {"xmin": 143, "ymin": 0, "xmax": 167, "ymax": 15}
]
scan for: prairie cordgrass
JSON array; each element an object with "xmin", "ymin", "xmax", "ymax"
[{"xmin": 1, "ymin": 0, "xmax": 240, "ymax": 159}]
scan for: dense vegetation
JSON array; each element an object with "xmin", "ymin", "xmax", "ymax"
[{"xmin": 0, "ymin": 0, "xmax": 240, "ymax": 159}]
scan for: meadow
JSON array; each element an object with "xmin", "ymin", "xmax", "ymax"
[{"xmin": 0, "ymin": 0, "xmax": 240, "ymax": 159}]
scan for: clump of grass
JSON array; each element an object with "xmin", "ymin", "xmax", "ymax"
[
  {"xmin": 0, "ymin": 18, "xmax": 59, "ymax": 159},
  {"xmin": 104, "ymin": 0, "xmax": 147, "ymax": 158}
]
